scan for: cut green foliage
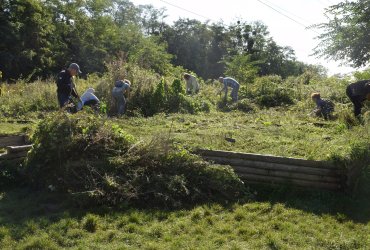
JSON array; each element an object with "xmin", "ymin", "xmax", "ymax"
[{"xmin": 24, "ymin": 112, "xmax": 247, "ymax": 207}]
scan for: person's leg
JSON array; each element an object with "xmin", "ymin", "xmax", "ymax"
[
  {"xmin": 346, "ymin": 86, "xmax": 361, "ymax": 116},
  {"xmin": 231, "ymin": 87, "xmax": 239, "ymax": 102},
  {"xmin": 57, "ymin": 93, "xmax": 69, "ymax": 108},
  {"xmin": 352, "ymin": 96, "xmax": 363, "ymax": 117},
  {"xmin": 117, "ymin": 95, "xmax": 126, "ymax": 115}
]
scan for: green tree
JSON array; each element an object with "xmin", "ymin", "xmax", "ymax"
[
  {"xmin": 312, "ymin": 0, "xmax": 370, "ymax": 67},
  {"xmin": 225, "ymin": 54, "xmax": 258, "ymax": 84},
  {"xmin": 0, "ymin": 0, "xmax": 55, "ymax": 80}
]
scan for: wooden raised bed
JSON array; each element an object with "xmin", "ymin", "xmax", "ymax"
[
  {"xmin": 197, "ymin": 149, "xmax": 347, "ymax": 191},
  {"xmin": 0, "ymin": 135, "xmax": 32, "ymax": 165}
]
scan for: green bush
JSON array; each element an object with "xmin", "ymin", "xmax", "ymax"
[
  {"xmin": 251, "ymin": 75, "xmax": 294, "ymax": 107},
  {"xmin": 82, "ymin": 214, "xmax": 99, "ymax": 233},
  {"xmin": 25, "ymin": 112, "xmax": 248, "ymax": 207}
]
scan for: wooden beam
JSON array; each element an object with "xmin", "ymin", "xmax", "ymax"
[
  {"xmin": 205, "ymin": 156, "xmax": 344, "ymax": 177},
  {"xmin": 6, "ymin": 145, "xmax": 33, "ymax": 153},
  {"xmin": 0, "ymin": 151, "xmax": 28, "ymax": 160},
  {"xmin": 197, "ymin": 149, "xmax": 337, "ymax": 169},
  {"xmin": 237, "ymin": 173, "xmax": 341, "ymax": 190},
  {"xmin": 0, "ymin": 135, "xmax": 27, "ymax": 147},
  {"xmin": 232, "ymin": 166, "xmax": 341, "ymax": 183}
]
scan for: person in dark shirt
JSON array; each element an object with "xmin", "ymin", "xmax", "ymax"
[
  {"xmin": 346, "ymin": 80, "xmax": 370, "ymax": 116},
  {"xmin": 56, "ymin": 63, "xmax": 82, "ymax": 108},
  {"xmin": 311, "ymin": 92, "xmax": 334, "ymax": 119}
]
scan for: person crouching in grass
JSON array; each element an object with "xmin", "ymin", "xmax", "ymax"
[{"xmin": 311, "ymin": 92, "xmax": 334, "ymax": 120}]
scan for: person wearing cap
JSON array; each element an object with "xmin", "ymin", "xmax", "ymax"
[
  {"xmin": 183, "ymin": 73, "xmax": 200, "ymax": 94},
  {"xmin": 218, "ymin": 76, "xmax": 240, "ymax": 102},
  {"xmin": 76, "ymin": 87, "xmax": 100, "ymax": 111},
  {"xmin": 56, "ymin": 63, "xmax": 82, "ymax": 108},
  {"xmin": 346, "ymin": 80, "xmax": 370, "ymax": 117},
  {"xmin": 310, "ymin": 92, "xmax": 334, "ymax": 119},
  {"xmin": 112, "ymin": 79, "xmax": 131, "ymax": 116}
]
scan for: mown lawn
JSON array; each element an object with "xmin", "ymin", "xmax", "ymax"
[
  {"xmin": 118, "ymin": 109, "xmax": 369, "ymax": 161},
  {"xmin": 0, "ymin": 187, "xmax": 369, "ymax": 249},
  {"xmin": 2, "ymin": 108, "xmax": 369, "ymax": 160}
]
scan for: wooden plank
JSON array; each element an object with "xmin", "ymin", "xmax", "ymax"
[
  {"xmin": 205, "ymin": 156, "xmax": 344, "ymax": 177},
  {"xmin": 6, "ymin": 145, "xmax": 33, "ymax": 153},
  {"xmin": 197, "ymin": 149, "xmax": 337, "ymax": 169},
  {"xmin": 0, "ymin": 157, "xmax": 24, "ymax": 166},
  {"xmin": 237, "ymin": 173, "xmax": 341, "ymax": 190},
  {"xmin": 232, "ymin": 166, "xmax": 341, "ymax": 183},
  {"xmin": 0, "ymin": 135, "xmax": 26, "ymax": 147},
  {"xmin": 0, "ymin": 151, "xmax": 28, "ymax": 160}
]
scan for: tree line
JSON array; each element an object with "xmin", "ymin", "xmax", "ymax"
[{"xmin": 1, "ymin": 0, "xmax": 368, "ymax": 82}]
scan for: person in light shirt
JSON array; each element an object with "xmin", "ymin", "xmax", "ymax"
[
  {"xmin": 112, "ymin": 79, "xmax": 131, "ymax": 115},
  {"xmin": 76, "ymin": 88, "xmax": 100, "ymax": 111},
  {"xmin": 218, "ymin": 76, "xmax": 240, "ymax": 102},
  {"xmin": 183, "ymin": 73, "xmax": 200, "ymax": 94}
]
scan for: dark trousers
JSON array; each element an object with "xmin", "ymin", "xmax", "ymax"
[
  {"xmin": 346, "ymin": 86, "xmax": 363, "ymax": 116},
  {"xmin": 57, "ymin": 92, "xmax": 70, "ymax": 108}
]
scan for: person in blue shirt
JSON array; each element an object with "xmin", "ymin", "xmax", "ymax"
[
  {"xmin": 112, "ymin": 79, "xmax": 131, "ymax": 116},
  {"xmin": 311, "ymin": 92, "xmax": 334, "ymax": 119},
  {"xmin": 218, "ymin": 77, "xmax": 240, "ymax": 102}
]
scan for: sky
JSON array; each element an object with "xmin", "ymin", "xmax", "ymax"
[{"xmin": 131, "ymin": 0, "xmax": 363, "ymax": 76}]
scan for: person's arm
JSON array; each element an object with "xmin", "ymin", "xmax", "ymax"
[
  {"xmin": 71, "ymin": 82, "xmax": 79, "ymax": 98},
  {"xmin": 126, "ymin": 88, "xmax": 131, "ymax": 98}
]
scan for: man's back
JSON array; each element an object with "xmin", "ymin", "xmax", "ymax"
[
  {"xmin": 56, "ymin": 70, "xmax": 73, "ymax": 95},
  {"xmin": 349, "ymin": 80, "xmax": 370, "ymax": 97}
]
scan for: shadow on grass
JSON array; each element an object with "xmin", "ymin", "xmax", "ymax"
[
  {"xmin": 0, "ymin": 179, "xmax": 369, "ymax": 235},
  {"xmin": 248, "ymin": 180, "xmax": 370, "ymax": 224}
]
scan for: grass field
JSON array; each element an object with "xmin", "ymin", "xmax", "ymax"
[{"xmin": 0, "ymin": 72, "xmax": 369, "ymax": 249}]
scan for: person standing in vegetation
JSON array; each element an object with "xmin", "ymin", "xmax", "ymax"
[
  {"xmin": 310, "ymin": 93, "xmax": 334, "ymax": 119},
  {"xmin": 346, "ymin": 80, "xmax": 370, "ymax": 117},
  {"xmin": 218, "ymin": 76, "xmax": 240, "ymax": 102},
  {"xmin": 112, "ymin": 79, "xmax": 131, "ymax": 116},
  {"xmin": 56, "ymin": 63, "xmax": 82, "ymax": 108},
  {"xmin": 183, "ymin": 73, "xmax": 200, "ymax": 94}
]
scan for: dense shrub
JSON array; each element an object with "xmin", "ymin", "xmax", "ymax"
[
  {"xmin": 25, "ymin": 112, "xmax": 248, "ymax": 207},
  {"xmin": 251, "ymin": 75, "xmax": 294, "ymax": 107}
]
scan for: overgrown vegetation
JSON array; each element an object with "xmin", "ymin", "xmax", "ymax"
[{"xmin": 24, "ymin": 112, "xmax": 247, "ymax": 208}]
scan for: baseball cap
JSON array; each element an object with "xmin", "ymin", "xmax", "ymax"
[{"xmin": 68, "ymin": 63, "xmax": 82, "ymax": 74}]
